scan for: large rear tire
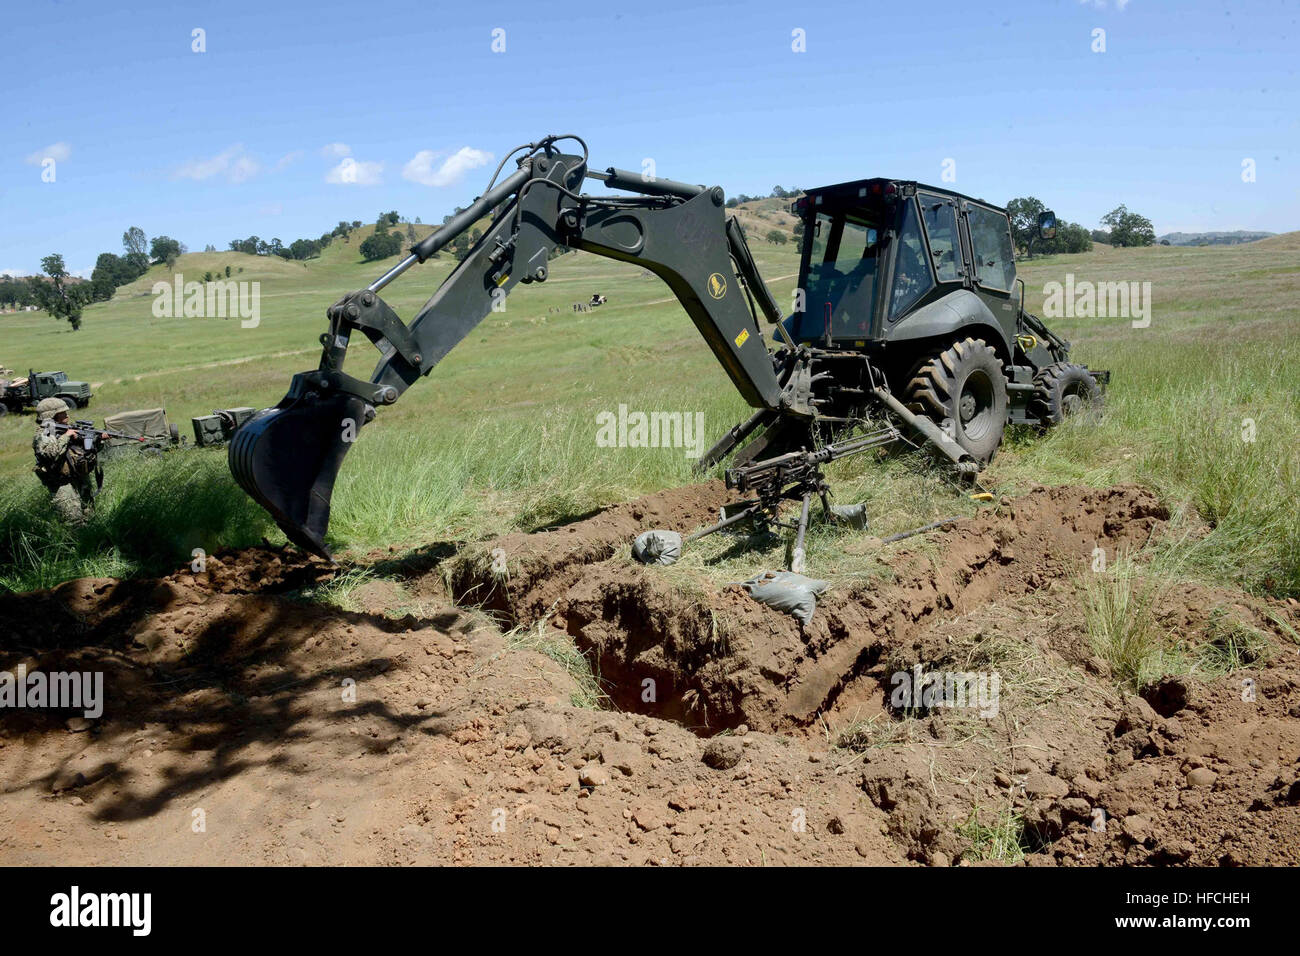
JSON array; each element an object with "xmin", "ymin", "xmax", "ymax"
[
  {"xmin": 904, "ymin": 337, "xmax": 1009, "ymax": 463},
  {"xmin": 1030, "ymin": 363, "xmax": 1102, "ymax": 426}
]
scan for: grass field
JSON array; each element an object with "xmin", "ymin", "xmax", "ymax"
[{"xmin": 1, "ymin": 216, "xmax": 1297, "ymax": 599}]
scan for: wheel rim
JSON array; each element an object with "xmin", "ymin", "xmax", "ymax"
[
  {"xmin": 958, "ymin": 370, "xmax": 996, "ymax": 441},
  {"xmin": 1061, "ymin": 382, "xmax": 1091, "ymax": 417}
]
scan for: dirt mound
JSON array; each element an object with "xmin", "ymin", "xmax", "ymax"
[
  {"xmin": 3, "ymin": 482, "xmax": 1299, "ymax": 866},
  {"xmin": 447, "ymin": 480, "xmax": 733, "ymax": 612},
  {"xmin": 447, "ymin": 481, "xmax": 1300, "ymax": 864}
]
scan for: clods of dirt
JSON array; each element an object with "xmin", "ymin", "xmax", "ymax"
[{"xmin": 3, "ymin": 482, "xmax": 1299, "ymax": 866}]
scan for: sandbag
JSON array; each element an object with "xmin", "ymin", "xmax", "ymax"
[
  {"xmin": 829, "ymin": 502, "xmax": 869, "ymax": 530},
  {"xmin": 734, "ymin": 569, "xmax": 830, "ymax": 625},
  {"xmin": 632, "ymin": 530, "xmax": 683, "ymax": 566}
]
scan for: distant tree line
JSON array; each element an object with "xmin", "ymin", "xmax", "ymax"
[
  {"xmin": 0, "ymin": 255, "xmax": 96, "ymax": 330},
  {"xmin": 1007, "ymin": 199, "xmax": 1154, "ymax": 255},
  {"xmin": 231, "ymin": 211, "xmax": 425, "ymax": 264},
  {"xmin": 0, "ymin": 274, "xmax": 45, "ymax": 309},
  {"xmin": 1006, "ymin": 197, "xmax": 1093, "ymax": 256},
  {"xmin": 229, "ymin": 220, "xmax": 361, "ymax": 261},
  {"xmin": 726, "ymin": 185, "xmax": 803, "ymax": 209},
  {"xmin": 2, "ymin": 225, "xmax": 197, "ymax": 328},
  {"xmin": 4, "ymin": 210, "xmax": 434, "ymax": 331}
]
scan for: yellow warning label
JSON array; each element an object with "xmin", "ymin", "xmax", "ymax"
[{"xmin": 734, "ymin": 328, "xmax": 750, "ymax": 348}]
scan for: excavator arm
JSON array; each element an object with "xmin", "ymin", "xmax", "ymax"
[{"xmin": 230, "ymin": 135, "xmax": 795, "ymax": 558}]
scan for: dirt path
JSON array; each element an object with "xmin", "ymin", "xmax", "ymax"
[
  {"xmin": 102, "ymin": 348, "xmax": 320, "ymax": 387},
  {"xmin": 2, "ymin": 483, "xmax": 1298, "ymax": 865}
]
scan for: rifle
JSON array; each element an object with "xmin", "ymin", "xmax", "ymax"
[{"xmin": 44, "ymin": 419, "xmax": 145, "ymax": 451}]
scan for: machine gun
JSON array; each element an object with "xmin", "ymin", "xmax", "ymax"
[
  {"xmin": 675, "ymin": 423, "xmax": 901, "ymax": 572},
  {"xmin": 229, "ymin": 133, "xmax": 1100, "ymax": 568}
]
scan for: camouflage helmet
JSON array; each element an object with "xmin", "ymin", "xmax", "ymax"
[{"xmin": 36, "ymin": 397, "xmax": 70, "ymax": 423}]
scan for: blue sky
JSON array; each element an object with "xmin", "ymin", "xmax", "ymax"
[{"xmin": 4, "ymin": 0, "xmax": 1296, "ymax": 276}]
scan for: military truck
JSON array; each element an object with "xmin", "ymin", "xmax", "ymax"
[{"xmin": 0, "ymin": 369, "xmax": 94, "ymax": 416}]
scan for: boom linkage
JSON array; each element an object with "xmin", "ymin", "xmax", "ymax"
[
  {"xmin": 295, "ymin": 139, "xmax": 785, "ymax": 416},
  {"xmin": 230, "ymin": 135, "xmax": 796, "ymax": 558}
]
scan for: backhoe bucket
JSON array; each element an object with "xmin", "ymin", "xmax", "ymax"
[{"xmin": 228, "ymin": 392, "xmax": 370, "ymax": 560}]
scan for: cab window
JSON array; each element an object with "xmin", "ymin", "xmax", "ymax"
[
  {"xmin": 800, "ymin": 212, "xmax": 881, "ymax": 339},
  {"xmin": 889, "ymin": 199, "xmax": 934, "ymax": 319},
  {"xmin": 967, "ymin": 204, "xmax": 1015, "ymax": 292},
  {"xmin": 919, "ymin": 194, "xmax": 961, "ymax": 283}
]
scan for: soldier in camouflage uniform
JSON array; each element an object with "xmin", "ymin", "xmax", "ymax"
[{"xmin": 32, "ymin": 397, "xmax": 100, "ymax": 524}]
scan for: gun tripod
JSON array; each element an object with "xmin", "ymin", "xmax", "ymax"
[{"xmin": 686, "ymin": 422, "xmax": 900, "ymax": 572}]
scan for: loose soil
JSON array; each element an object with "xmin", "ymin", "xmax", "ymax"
[{"xmin": 2, "ymin": 482, "xmax": 1298, "ymax": 865}]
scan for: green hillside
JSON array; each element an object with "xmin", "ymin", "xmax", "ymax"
[{"xmin": 1, "ymin": 218, "xmax": 1297, "ymax": 599}]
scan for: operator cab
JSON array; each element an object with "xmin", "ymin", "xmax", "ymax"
[{"xmin": 783, "ymin": 179, "xmax": 1017, "ymax": 348}]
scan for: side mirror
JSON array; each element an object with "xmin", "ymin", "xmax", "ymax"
[{"xmin": 1037, "ymin": 211, "xmax": 1058, "ymax": 240}]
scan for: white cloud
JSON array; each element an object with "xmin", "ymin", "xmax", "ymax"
[
  {"xmin": 258, "ymin": 202, "xmax": 284, "ymax": 216},
  {"xmin": 229, "ymin": 155, "xmax": 260, "ymax": 184},
  {"xmin": 402, "ymin": 147, "xmax": 493, "ymax": 187},
  {"xmin": 274, "ymin": 150, "xmax": 303, "ymax": 171},
  {"xmin": 25, "ymin": 142, "xmax": 71, "ymax": 164},
  {"xmin": 1, "ymin": 267, "xmax": 33, "ymax": 277},
  {"xmin": 325, "ymin": 157, "xmax": 383, "ymax": 186},
  {"xmin": 172, "ymin": 144, "xmax": 261, "ymax": 184},
  {"xmin": 1079, "ymin": 0, "xmax": 1131, "ymax": 8},
  {"xmin": 320, "ymin": 143, "xmax": 382, "ymax": 185}
]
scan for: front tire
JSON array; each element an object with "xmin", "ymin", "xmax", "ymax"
[
  {"xmin": 1030, "ymin": 363, "xmax": 1102, "ymax": 426},
  {"xmin": 904, "ymin": 337, "xmax": 1009, "ymax": 463}
]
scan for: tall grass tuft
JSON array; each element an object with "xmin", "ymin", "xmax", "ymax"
[
  {"xmin": 1010, "ymin": 337, "xmax": 1300, "ymax": 598},
  {"xmin": 0, "ymin": 451, "xmax": 272, "ymax": 593},
  {"xmin": 1080, "ymin": 553, "xmax": 1184, "ymax": 691},
  {"xmin": 957, "ymin": 806, "xmax": 1027, "ymax": 864}
]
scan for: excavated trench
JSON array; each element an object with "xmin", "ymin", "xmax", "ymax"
[
  {"xmin": 447, "ymin": 480, "xmax": 1173, "ymax": 736},
  {"xmin": 9, "ymin": 481, "xmax": 1300, "ymax": 865}
]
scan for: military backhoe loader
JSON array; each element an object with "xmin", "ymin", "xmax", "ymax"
[{"xmin": 230, "ymin": 134, "xmax": 1105, "ymax": 567}]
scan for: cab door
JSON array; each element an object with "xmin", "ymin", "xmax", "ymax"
[
  {"xmin": 917, "ymin": 193, "xmax": 966, "ymax": 287},
  {"xmin": 961, "ymin": 201, "xmax": 1020, "ymax": 341}
]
